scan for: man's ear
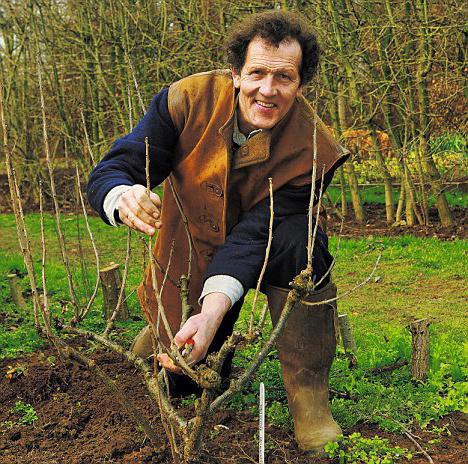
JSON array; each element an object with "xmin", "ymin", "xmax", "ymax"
[
  {"xmin": 231, "ymin": 67, "xmax": 241, "ymax": 89},
  {"xmin": 296, "ymin": 85, "xmax": 303, "ymax": 97}
]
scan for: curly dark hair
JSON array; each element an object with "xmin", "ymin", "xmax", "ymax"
[{"xmin": 224, "ymin": 10, "xmax": 320, "ymax": 84}]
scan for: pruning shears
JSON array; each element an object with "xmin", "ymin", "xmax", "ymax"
[{"xmin": 181, "ymin": 338, "xmax": 195, "ymax": 359}]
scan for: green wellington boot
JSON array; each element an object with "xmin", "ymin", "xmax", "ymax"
[{"xmin": 266, "ymin": 280, "xmax": 342, "ymax": 453}]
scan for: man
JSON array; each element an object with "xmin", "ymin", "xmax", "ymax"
[{"xmin": 87, "ymin": 10, "xmax": 349, "ymax": 453}]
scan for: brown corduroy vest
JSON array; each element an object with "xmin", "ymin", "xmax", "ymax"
[{"xmin": 137, "ymin": 69, "xmax": 349, "ymax": 347}]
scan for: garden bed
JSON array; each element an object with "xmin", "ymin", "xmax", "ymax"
[{"xmin": 0, "ymin": 338, "xmax": 466, "ymax": 464}]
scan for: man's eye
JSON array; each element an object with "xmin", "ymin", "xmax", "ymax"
[{"xmin": 279, "ymin": 74, "xmax": 291, "ymax": 81}]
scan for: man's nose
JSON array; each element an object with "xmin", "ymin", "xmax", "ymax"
[{"xmin": 259, "ymin": 75, "xmax": 277, "ymax": 98}]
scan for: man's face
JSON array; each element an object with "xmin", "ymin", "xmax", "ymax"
[{"xmin": 232, "ymin": 36, "xmax": 303, "ymax": 134}]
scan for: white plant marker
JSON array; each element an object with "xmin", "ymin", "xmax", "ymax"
[{"xmin": 259, "ymin": 382, "xmax": 265, "ymax": 464}]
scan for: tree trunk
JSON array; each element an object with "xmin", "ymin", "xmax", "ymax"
[
  {"xmin": 408, "ymin": 318, "xmax": 431, "ymax": 381},
  {"xmin": 337, "ymin": 85, "xmax": 365, "ymax": 223},
  {"xmin": 395, "ymin": 175, "xmax": 405, "ymax": 224},
  {"xmin": 398, "ymin": 157, "xmax": 423, "ymax": 226},
  {"xmin": 369, "ymin": 127, "xmax": 394, "ymax": 224},
  {"xmin": 345, "ymin": 162, "xmax": 365, "ymax": 224},
  {"xmin": 8, "ymin": 274, "xmax": 26, "ymax": 310},
  {"xmin": 415, "ymin": 0, "xmax": 453, "ymax": 226},
  {"xmin": 99, "ymin": 263, "xmax": 129, "ymax": 321},
  {"xmin": 400, "ymin": 161, "xmax": 414, "ymax": 227},
  {"xmin": 338, "ymin": 313, "xmax": 357, "ymax": 367},
  {"xmin": 339, "ymin": 166, "xmax": 348, "ymax": 218},
  {"xmin": 405, "ymin": 179, "xmax": 415, "ymax": 226}
]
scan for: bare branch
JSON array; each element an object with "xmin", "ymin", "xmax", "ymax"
[
  {"xmin": 1, "ymin": 80, "xmax": 40, "ymax": 329},
  {"xmin": 38, "ymin": 182, "xmax": 53, "ymax": 336},
  {"xmin": 143, "ymin": 137, "xmax": 176, "ymax": 348},
  {"xmin": 103, "ymin": 228, "xmax": 132, "ymax": 337},
  {"xmin": 168, "ymin": 176, "xmax": 194, "ymax": 281},
  {"xmin": 126, "ymin": 81, "xmax": 134, "ymax": 132},
  {"xmin": 61, "ymin": 324, "xmax": 187, "ymax": 432},
  {"xmin": 308, "ymin": 166, "xmax": 326, "ymax": 286},
  {"xmin": 179, "ymin": 273, "xmax": 193, "ymax": 330},
  {"xmin": 314, "ymin": 216, "xmax": 345, "ymax": 289},
  {"xmin": 79, "ymin": 108, "xmax": 96, "ymax": 167},
  {"xmin": 10, "ymin": 167, "xmax": 41, "ymax": 330},
  {"xmin": 141, "ymin": 136, "xmax": 207, "ymax": 385},
  {"xmin": 125, "ymin": 50, "xmax": 147, "ymax": 115},
  {"xmin": 257, "ymin": 303, "xmax": 269, "ymax": 333},
  {"xmin": 185, "ymin": 331, "xmax": 243, "ymax": 460},
  {"xmin": 75, "ymin": 165, "xmax": 101, "ymax": 321},
  {"xmin": 301, "ymin": 254, "xmax": 381, "ymax": 308},
  {"xmin": 61, "ymin": 339, "xmax": 160, "ymax": 445},
  {"xmin": 248, "ymin": 177, "xmax": 273, "ymax": 335},
  {"xmin": 150, "ymin": 337, "xmax": 180, "ymax": 462},
  {"xmin": 210, "ymin": 288, "xmax": 300, "ymax": 413},
  {"xmin": 307, "ymin": 91, "xmax": 319, "ymax": 271},
  {"xmin": 37, "ymin": 55, "xmax": 80, "ymax": 317}
]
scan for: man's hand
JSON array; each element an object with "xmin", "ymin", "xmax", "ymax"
[
  {"xmin": 118, "ymin": 184, "xmax": 162, "ymax": 235},
  {"xmin": 157, "ymin": 292, "xmax": 231, "ymax": 373}
]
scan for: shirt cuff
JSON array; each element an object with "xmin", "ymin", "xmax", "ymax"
[
  {"xmin": 103, "ymin": 185, "xmax": 133, "ymax": 226},
  {"xmin": 199, "ymin": 275, "xmax": 244, "ymax": 308}
]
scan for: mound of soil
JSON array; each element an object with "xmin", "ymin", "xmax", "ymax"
[{"xmin": 0, "ymin": 339, "xmax": 466, "ymax": 463}]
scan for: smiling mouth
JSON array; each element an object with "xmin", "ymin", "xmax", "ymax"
[{"xmin": 256, "ymin": 100, "xmax": 276, "ymax": 108}]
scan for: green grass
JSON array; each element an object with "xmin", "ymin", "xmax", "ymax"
[
  {"xmin": 326, "ymin": 185, "xmax": 468, "ymax": 208},
  {"xmin": 0, "ymin": 212, "xmax": 466, "ymax": 438},
  {"xmin": 324, "ymin": 433, "xmax": 414, "ymax": 463},
  {"xmin": 0, "ymin": 401, "xmax": 39, "ymax": 432}
]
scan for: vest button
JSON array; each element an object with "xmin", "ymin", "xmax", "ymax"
[
  {"xmin": 201, "ymin": 249, "xmax": 214, "ymax": 261},
  {"xmin": 205, "ymin": 182, "xmax": 223, "ymax": 197},
  {"xmin": 198, "ymin": 214, "xmax": 220, "ymax": 233},
  {"xmin": 240, "ymin": 145, "xmax": 249, "ymax": 156}
]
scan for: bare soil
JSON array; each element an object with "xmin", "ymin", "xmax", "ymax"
[{"xmin": 0, "ymin": 339, "xmax": 466, "ymax": 464}]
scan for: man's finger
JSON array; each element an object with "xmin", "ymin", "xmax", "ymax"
[
  {"xmin": 131, "ymin": 205, "xmax": 158, "ymax": 227},
  {"xmin": 122, "ymin": 211, "xmax": 156, "ymax": 235},
  {"xmin": 157, "ymin": 353, "xmax": 182, "ymax": 373},
  {"xmin": 186, "ymin": 345, "xmax": 205, "ymax": 365},
  {"xmin": 174, "ymin": 320, "xmax": 197, "ymax": 347},
  {"xmin": 149, "ymin": 191, "xmax": 162, "ymax": 208},
  {"xmin": 120, "ymin": 202, "xmax": 162, "ymax": 233},
  {"xmin": 120, "ymin": 185, "xmax": 161, "ymax": 221},
  {"xmin": 133, "ymin": 188, "xmax": 162, "ymax": 218}
]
